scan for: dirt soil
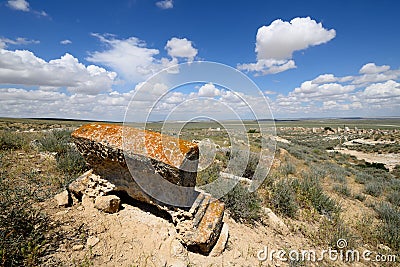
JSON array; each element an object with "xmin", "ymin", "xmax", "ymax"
[
  {"xmin": 38, "ymin": 191, "xmax": 378, "ymax": 267},
  {"xmin": 333, "ymin": 148, "xmax": 399, "ymax": 171}
]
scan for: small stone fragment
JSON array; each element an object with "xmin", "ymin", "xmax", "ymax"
[
  {"xmin": 54, "ymin": 190, "xmax": 69, "ymax": 206},
  {"xmin": 209, "ymin": 222, "xmax": 229, "ymax": 257},
  {"xmin": 178, "ymin": 195, "xmax": 225, "ymax": 254},
  {"xmin": 72, "ymin": 244, "xmax": 84, "ymax": 251},
  {"xmin": 262, "ymin": 207, "xmax": 289, "ymax": 234},
  {"xmin": 94, "ymin": 195, "xmax": 120, "ymax": 213},
  {"xmin": 378, "ymin": 244, "xmax": 391, "ymax": 252},
  {"xmin": 87, "ymin": 236, "xmax": 100, "ymax": 247},
  {"xmin": 68, "ymin": 170, "xmax": 92, "ymax": 199}
]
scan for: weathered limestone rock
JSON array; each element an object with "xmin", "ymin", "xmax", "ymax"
[
  {"xmin": 209, "ymin": 222, "xmax": 229, "ymax": 257},
  {"xmin": 71, "ymin": 123, "xmax": 228, "ymax": 255},
  {"xmin": 68, "ymin": 170, "xmax": 92, "ymax": 199},
  {"xmin": 54, "ymin": 190, "xmax": 70, "ymax": 206},
  {"xmin": 94, "ymin": 195, "xmax": 120, "ymax": 213},
  {"xmin": 262, "ymin": 207, "xmax": 289, "ymax": 234},
  {"xmin": 176, "ymin": 193, "xmax": 225, "ymax": 255},
  {"xmin": 71, "ymin": 123, "xmax": 199, "ymax": 207},
  {"xmin": 86, "ymin": 236, "xmax": 100, "ymax": 247},
  {"xmin": 68, "ymin": 170, "xmax": 116, "ymax": 203}
]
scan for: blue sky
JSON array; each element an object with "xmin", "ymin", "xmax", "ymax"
[{"xmin": 0, "ymin": 0, "xmax": 399, "ymax": 121}]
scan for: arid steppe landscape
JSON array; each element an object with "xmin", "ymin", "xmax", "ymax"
[{"xmin": 0, "ymin": 117, "xmax": 399, "ymax": 266}]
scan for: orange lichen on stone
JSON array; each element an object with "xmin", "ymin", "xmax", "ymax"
[
  {"xmin": 71, "ymin": 123, "xmax": 198, "ymax": 168},
  {"xmin": 194, "ymin": 200, "xmax": 225, "ymax": 248}
]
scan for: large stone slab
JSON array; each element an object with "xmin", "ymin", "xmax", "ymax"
[
  {"xmin": 71, "ymin": 123, "xmax": 228, "ymax": 255},
  {"xmin": 71, "ymin": 123, "xmax": 199, "ymax": 207}
]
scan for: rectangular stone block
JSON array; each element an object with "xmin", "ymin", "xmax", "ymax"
[{"xmin": 71, "ymin": 123, "xmax": 199, "ymax": 207}]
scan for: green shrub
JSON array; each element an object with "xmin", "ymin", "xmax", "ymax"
[
  {"xmin": 280, "ymin": 161, "xmax": 296, "ymax": 176},
  {"xmin": 56, "ymin": 149, "xmax": 88, "ymax": 177},
  {"xmin": 38, "ymin": 129, "xmax": 71, "ymax": 154},
  {"xmin": 310, "ymin": 165, "xmax": 327, "ymax": 179},
  {"xmin": 387, "ymin": 191, "xmax": 400, "ymax": 207},
  {"xmin": 0, "ymin": 176, "xmax": 50, "ymax": 266},
  {"xmin": 364, "ymin": 182, "xmax": 384, "ymax": 197},
  {"xmin": 325, "ymin": 162, "xmax": 349, "ymax": 183},
  {"xmin": 38, "ymin": 130, "xmax": 88, "ymax": 178},
  {"xmin": 393, "ymin": 165, "xmax": 400, "ymax": 179},
  {"xmin": 298, "ymin": 174, "xmax": 340, "ymax": 217},
  {"xmin": 271, "ymin": 179, "xmax": 298, "ymax": 218},
  {"xmin": 390, "ymin": 179, "xmax": 400, "ymax": 191},
  {"xmin": 222, "ymin": 183, "xmax": 262, "ymax": 224},
  {"xmin": 0, "ymin": 131, "xmax": 28, "ymax": 150},
  {"xmin": 326, "ymin": 218, "xmax": 355, "ymax": 250},
  {"xmin": 226, "ymin": 150, "xmax": 260, "ymax": 179},
  {"xmin": 374, "ymin": 202, "xmax": 400, "ymax": 251},
  {"xmin": 333, "ymin": 184, "xmax": 351, "ymax": 197},
  {"xmin": 354, "ymin": 172, "xmax": 373, "ymax": 184},
  {"xmin": 354, "ymin": 193, "xmax": 366, "ymax": 202},
  {"xmin": 197, "ymin": 162, "xmax": 221, "ymax": 186}
]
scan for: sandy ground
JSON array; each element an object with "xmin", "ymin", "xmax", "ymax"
[
  {"xmin": 38, "ymin": 192, "xmax": 379, "ymax": 267},
  {"xmin": 333, "ymin": 148, "xmax": 399, "ymax": 171}
]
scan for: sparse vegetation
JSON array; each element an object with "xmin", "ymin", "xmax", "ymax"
[
  {"xmin": 333, "ymin": 184, "xmax": 351, "ymax": 197},
  {"xmin": 354, "ymin": 172, "xmax": 373, "ymax": 184},
  {"xmin": 364, "ymin": 181, "xmax": 384, "ymax": 197},
  {"xmin": 270, "ymin": 178, "xmax": 298, "ymax": 218},
  {"xmin": 354, "ymin": 193, "xmax": 366, "ymax": 202},
  {"xmin": 387, "ymin": 191, "xmax": 400, "ymax": 207},
  {"xmin": 38, "ymin": 130, "xmax": 88, "ymax": 183},
  {"xmin": 0, "ymin": 175, "xmax": 50, "ymax": 266},
  {"xmin": 296, "ymin": 173, "xmax": 340, "ymax": 218},
  {"xmin": 374, "ymin": 202, "xmax": 400, "ymax": 251},
  {"xmin": 0, "ymin": 118, "xmax": 399, "ymax": 265},
  {"xmin": 0, "ymin": 130, "xmax": 29, "ymax": 151},
  {"xmin": 222, "ymin": 183, "xmax": 262, "ymax": 224}
]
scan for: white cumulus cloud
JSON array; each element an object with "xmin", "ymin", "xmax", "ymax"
[
  {"xmin": 60, "ymin": 39, "xmax": 72, "ymax": 45},
  {"xmin": 238, "ymin": 17, "xmax": 336, "ymax": 75},
  {"xmin": 87, "ymin": 34, "xmax": 199, "ymax": 83},
  {"xmin": 363, "ymin": 80, "xmax": 400, "ymax": 99},
  {"xmin": 198, "ymin": 83, "xmax": 220, "ymax": 97},
  {"xmin": 0, "ymin": 49, "xmax": 116, "ymax": 94},
  {"xmin": 156, "ymin": 0, "xmax": 173, "ymax": 9},
  {"xmin": 165, "ymin": 37, "xmax": 198, "ymax": 62},
  {"xmin": 0, "ymin": 37, "xmax": 39, "ymax": 49},
  {"xmin": 7, "ymin": 0, "xmax": 48, "ymax": 17},
  {"xmin": 359, "ymin": 63, "xmax": 390, "ymax": 74},
  {"xmin": 7, "ymin": 0, "xmax": 29, "ymax": 11}
]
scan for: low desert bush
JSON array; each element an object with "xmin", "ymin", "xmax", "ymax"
[
  {"xmin": 38, "ymin": 129, "xmax": 71, "ymax": 154},
  {"xmin": 226, "ymin": 150, "xmax": 260, "ymax": 179},
  {"xmin": 38, "ymin": 130, "xmax": 87, "ymax": 178},
  {"xmin": 222, "ymin": 183, "xmax": 262, "ymax": 224},
  {"xmin": 0, "ymin": 175, "xmax": 50, "ymax": 266},
  {"xmin": 271, "ymin": 178, "xmax": 298, "ymax": 218},
  {"xmin": 354, "ymin": 172, "xmax": 374, "ymax": 184},
  {"xmin": 298, "ymin": 174, "xmax": 340, "ymax": 217},
  {"xmin": 364, "ymin": 181, "xmax": 384, "ymax": 197},
  {"xmin": 393, "ymin": 165, "xmax": 400, "ymax": 179},
  {"xmin": 196, "ymin": 162, "xmax": 221, "ymax": 186},
  {"xmin": 0, "ymin": 130, "xmax": 28, "ymax": 151},
  {"xmin": 374, "ymin": 202, "xmax": 400, "ymax": 252},
  {"xmin": 333, "ymin": 184, "xmax": 351, "ymax": 197},
  {"xmin": 56, "ymin": 149, "xmax": 88, "ymax": 177},
  {"xmin": 354, "ymin": 193, "xmax": 367, "ymax": 202},
  {"xmin": 387, "ymin": 191, "xmax": 400, "ymax": 207},
  {"xmin": 279, "ymin": 161, "xmax": 296, "ymax": 176},
  {"xmin": 319, "ymin": 217, "xmax": 355, "ymax": 250}
]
